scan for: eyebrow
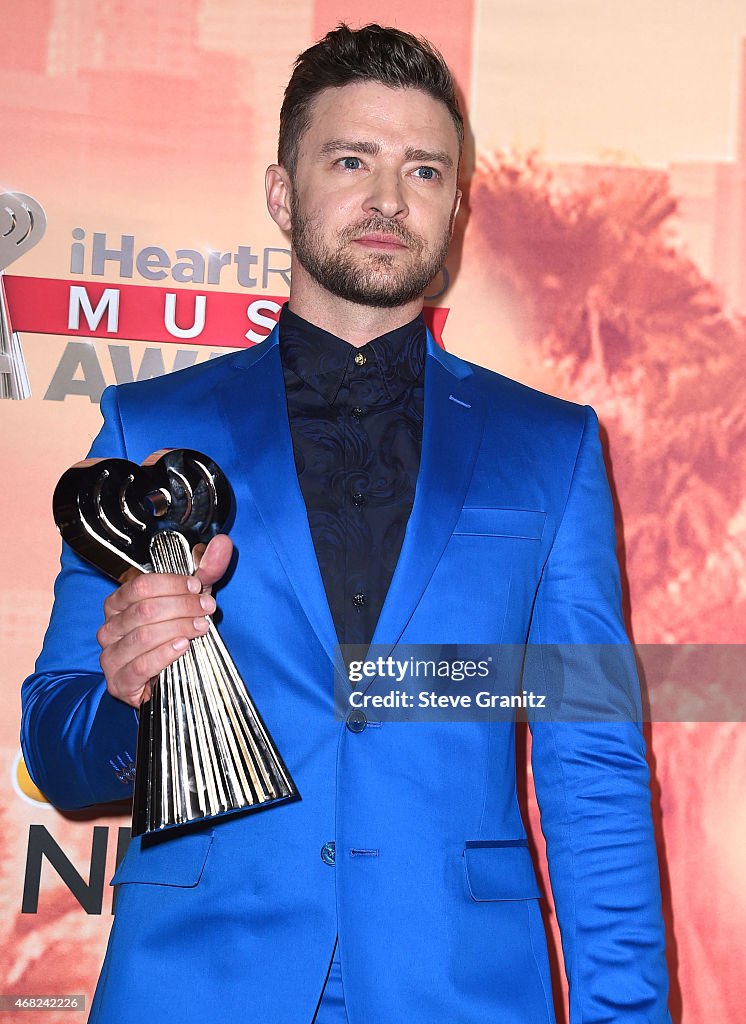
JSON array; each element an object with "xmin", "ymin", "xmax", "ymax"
[
  {"xmin": 404, "ymin": 147, "xmax": 453, "ymax": 169},
  {"xmin": 320, "ymin": 139, "xmax": 380, "ymax": 157},
  {"xmin": 319, "ymin": 139, "xmax": 453, "ymax": 169}
]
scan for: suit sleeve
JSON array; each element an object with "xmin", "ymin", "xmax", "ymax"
[
  {"xmin": 526, "ymin": 405, "xmax": 672, "ymax": 1023},
  {"xmin": 20, "ymin": 385, "xmax": 140, "ymax": 809}
]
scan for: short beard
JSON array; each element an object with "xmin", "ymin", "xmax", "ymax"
[{"xmin": 289, "ymin": 193, "xmax": 450, "ymax": 309}]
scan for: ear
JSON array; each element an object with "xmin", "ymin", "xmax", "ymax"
[
  {"xmin": 265, "ymin": 164, "xmax": 293, "ymax": 233},
  {"xmin": 449, "ymin": 188, "xmax": 463, "ymax": 236}
]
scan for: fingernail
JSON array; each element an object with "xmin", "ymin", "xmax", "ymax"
[
  {"xmin": 187, "ymin": 577, "xmax": 200, "ymax": 593},
  {"xmin": 173, "ymin": 637, "xmax": 189, "ymax": 652},
  {"xmin": 200, "ymin": 595, "xmax": 216, "ymax": 613},
  {"xmin": 193, "ymin": 617, "xmax": 210, "ymax": 631}
]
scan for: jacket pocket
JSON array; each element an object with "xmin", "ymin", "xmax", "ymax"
[
  {"xmin": 109, "ymin": 831, "xmax": 214, "ymax": 887},
  {"xmin": 452, "ymin": 508, "xmax": 546, "ymax": 540},
  {"xmin": 462, "ymin": 839, "xmax": 542, "ymax": 901}
]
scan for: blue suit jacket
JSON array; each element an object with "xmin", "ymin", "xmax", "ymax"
[{"xmin": 21, "ymin": 325, "xmax": 671, "ymax": 1023}]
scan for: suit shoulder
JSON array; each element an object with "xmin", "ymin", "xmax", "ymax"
[
  {"xmin": 464, "ymin": 357, "xmax": 590, "ymax": 432},
  {"xmin": 452, "ymin": 355, "xmax": 598, "ymax": 493},
  {"xmin": 110, "ymin": 342, "xmax": 270, "ymax": 413}
]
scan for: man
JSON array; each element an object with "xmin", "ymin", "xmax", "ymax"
[{"xmin": 21, "ymin": 23, "xmax": 671, "ymax": 1024}]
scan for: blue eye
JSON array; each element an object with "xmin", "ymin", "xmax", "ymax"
[
  {"xmin": 340, "ymin": 156, "xmax": 361, "ymax": 170},
  {"xmin": 414, "ymin": 166, "xmax": 438, "ymax": 180}
]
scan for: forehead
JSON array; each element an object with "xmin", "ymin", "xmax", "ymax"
[{"xmin": 301, "ymin": 81, "xmax": 460, "ymax": 158}]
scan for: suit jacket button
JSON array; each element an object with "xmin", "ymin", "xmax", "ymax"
[
  {"xmin": 346, "ymin": 710, "xmax": 367, "ymax": 733},
  {"xmin": 321, "ymin": 841, "xmax": 336, "ymax": 866}
]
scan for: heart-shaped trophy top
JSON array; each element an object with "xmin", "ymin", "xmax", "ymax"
[{"xmin": 53, "ymin": 449, "xmax": 233, "ymax": 581}]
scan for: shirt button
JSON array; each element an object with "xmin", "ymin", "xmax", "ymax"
[
  {"xmin": 346, "ymin": 710, "xmax": 367, "ymax": 733},
  {"xmin": 351, "ymin": 406, "xmax": 366, "ymax": 419},
  {"xmin": 352, "ymin": 592, "xmax": 367, "ymax": 608},
  {"xmin": 321, "ymin": 841, "xmax": 336, "ymax": 866},
  {"xmin": 354, "ymin": 351, "xmax": 367, "ymax": 366},
  {"xmin": 351, "ymin": 491, "xmax": 366, "ymax": 506}
]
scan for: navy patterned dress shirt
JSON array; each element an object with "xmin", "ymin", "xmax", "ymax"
[{"xmin": 277, "ymin": 302, "xmax": 426, "ymax": 651}]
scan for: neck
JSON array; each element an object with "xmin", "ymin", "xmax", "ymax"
[{"xmin": 287, "ymin": 264, "xmax": 423, "ymax": 347}]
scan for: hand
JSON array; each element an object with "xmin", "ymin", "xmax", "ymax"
[{"xmin": 97, "ymin": 534, "xmax": 234, "ymax": 707}]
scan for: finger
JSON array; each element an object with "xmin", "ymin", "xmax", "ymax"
[
  {"xmin": 102, "ymin": 619, "xmax": 209, "ymax": 692},
  {"xmin": 192, "ymin": 543, "xmax": 213, "ymax": 596},
  {"xmin": 194, "ymin": 534, "xmax": 233, "ymax": 590},
  {"xmin": 100, "ymin": 591, "xmax": 215, "ymax": 645},
  {"xmin": 105, "ymin": 635, "xmax": 198, "ymax": 707},
  {"xmin": 99, "ymin": 612, "xmax": 211, "ymax": 663},
  {"xmin": 104, "ymin": 571, "xmax": 202, "ymax": 619}
]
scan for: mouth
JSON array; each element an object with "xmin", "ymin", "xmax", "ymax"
[{"xmin": 352, "ymin": 232, "xmax": 409, "ymax": 251}]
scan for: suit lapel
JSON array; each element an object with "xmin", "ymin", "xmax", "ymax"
[
  {"xmin": 215, "ymin": 324, "xmax": 486, "ymax": 684},
  {"xmin": 367, "ymin": 332, "xmax": 485, "ymax": 664},
  {"xmin": 216, "ymin": 327, "xmax": 340, "ymax": 666}
]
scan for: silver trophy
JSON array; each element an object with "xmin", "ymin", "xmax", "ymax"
[
  {"xmin": 0, "ymin": 192, "xmax": 46, "ymax": 400},
  {"xmin": 53, "ymin": 448, "xmax": 299, "ymax": 836}
]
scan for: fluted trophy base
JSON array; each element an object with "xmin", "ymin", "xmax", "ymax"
[{"xmin": 131, "ymin": 530, "xmax": 298, "ymax": 837}]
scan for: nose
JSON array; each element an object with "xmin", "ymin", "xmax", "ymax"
[{"xmin": 363, "ymin": 170, "xmax": 408, "ymax": 220}]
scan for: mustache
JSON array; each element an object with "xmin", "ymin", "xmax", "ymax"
[{"xmin": 339, "ymin": 217, "xmax": 422, "ymax": 250}]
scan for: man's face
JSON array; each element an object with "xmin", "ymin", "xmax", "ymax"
[{"xmin": 279, "ymin": 82, "xmax": 461, "ymax": 309}]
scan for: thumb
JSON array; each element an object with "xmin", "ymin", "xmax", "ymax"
[{"xmin": 194, "ymin": 534, "xmax": 233, "ymax": 590}]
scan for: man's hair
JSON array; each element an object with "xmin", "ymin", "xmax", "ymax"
[{"xmin": 278, "ymin": 23, "xmax": 464, "ymax": 177}]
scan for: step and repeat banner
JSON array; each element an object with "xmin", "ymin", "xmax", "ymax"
[{"xmin": 2, "ymin": 2, "xmax": 746, "ymax": 1021}]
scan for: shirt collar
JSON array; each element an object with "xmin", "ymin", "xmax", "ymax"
[{"xmin": 278, "ymin": 303, "xmax": 426, "ymax": 405}]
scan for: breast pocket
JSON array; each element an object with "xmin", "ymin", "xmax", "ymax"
[
  {"xmin": 452, "ymin": 507, "xmax": 546, "ymax": 541},
  {"xmin": 110, "ymin": 831, "xmax": 214, "ymax": 888},
  {"xmin": 462, "ymin": 839, "xmax": 542, "ymax": 901}
]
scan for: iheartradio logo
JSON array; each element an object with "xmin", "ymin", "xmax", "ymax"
[{"xmin": 0, "ymin": 192, "xmax": 46, "ymax": 400}]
